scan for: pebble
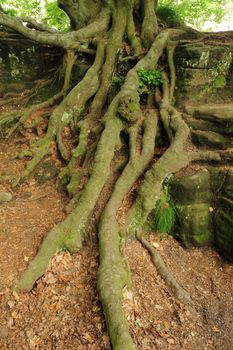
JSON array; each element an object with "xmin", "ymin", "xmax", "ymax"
[
  {"xmin": 0, "ymin": 326, "xmax": 8, "ymax": 339},
  {"xmin": 0, "ymin": 192, "xmax": 13, "ymax": 203}
]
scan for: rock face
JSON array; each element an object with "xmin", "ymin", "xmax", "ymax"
[
  {"xmin": 167, "ymin": 39, "xmax": 233, "ymax": 261},
  {"xmin": 183, "ymin": 104, "xmax": 233, "ymax": 150},
  {"xmin": 214, "ymin": 170, "xmax": 233, "ymax": 261},
  {"xmin": 0, "ymin": 33, "xmax": 61, "ymax": 93},
  {"xmin": 170, "ymin": 171, "xmax": 214, "ymax": 247},
  {"xmin": 174, "ymin": 42, "xmax": 233, "ymax": 105},
  {"xmin": 170, "ymin": 169, "xmax": 233, "ymax": 262}
]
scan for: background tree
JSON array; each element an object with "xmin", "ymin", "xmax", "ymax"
[{"xmin": 0, "ymin": 1, "xmax": 230, "ymax": 349}]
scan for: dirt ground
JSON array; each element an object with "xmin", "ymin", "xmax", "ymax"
[{"xmin": 0, "ymin": 136, "xmax": 232, "ymax": 350}]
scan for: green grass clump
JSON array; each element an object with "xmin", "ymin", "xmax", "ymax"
[{"xmin": 151, "ymin": 186, "xmax": 177, "ymax": 235}]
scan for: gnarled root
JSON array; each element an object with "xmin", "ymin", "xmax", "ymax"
[
  {"xmin": 15, "ymin": 103, "xmax": 123, "ymax": 291},
  {"xmin": 2, "ymin": 2, "xmax": 220, "ymax": 348},
  {"xmin": 13, "ymin": 42, "xmax": 105, "ymax": 186},
  {"xmin": 137, "ymin": 234, "xmax": 191, "ymax": 303}
]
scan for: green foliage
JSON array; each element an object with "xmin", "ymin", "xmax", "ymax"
[
  {"xmin": 1, "ymin": 0, "xmax": 42, "ymax": 18},
  {"xmin": 157, "ymin": 0, "xmax": 228, "ymax": 30},
  {"xmin": 157, "ymin": 5, "xmax": 183, "ymax": 26},
  {"xmin": 43, "ymin": 1, "xmax": 69, "ymax": 31},
  {"xmin": 112, "ymin": 74, "xmax": 125, "ymax": 86},
  {"xmin": 137, "ymin": 68, "xmax": 163, "ymax": 93},
  {"xmin": 151, "ymin": 186, "xmax": 177, "ymax": 235},
  {"xmin": 1, "ymin": 0, "xmax": 69, "ymax": 31},
  {"xmin": 4, "ymin": 8, "xmax": 18, "ymax": 16}
]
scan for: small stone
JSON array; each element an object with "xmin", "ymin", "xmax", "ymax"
[
  {"xmin": 167, "ymin": 338, "xmax": 175, "ymax": 344},
  {"xmin": 7, "ymin": 318, "xmax": 14, "ymax": 328},
  {"xmin": 7, "ymin": 300, "xmax": 15, "ymax": 309},
  {"xmin": 0, "ymin": 326, "xmax": 8, "ymax": 339},
  {"xmin": 0, "ymin": 192, "xmax": 13, "ymax": 203}
]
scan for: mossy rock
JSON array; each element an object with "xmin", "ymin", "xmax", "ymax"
[
  {"xmin": 0, "ymin": 192, "xmax": 13, "ymax": 203},
  {"xmin": 191, "ymin": 130, "xmax": 231, "ymax": 149},
  {"xmin": 176, "ymin": 203, "xmax": 213, "ymax": 247},
  {"xmin": 217, "ymin": 196, "xmax": 233, "ymax": 213},
  {"xmin": 209, "ymin": 167, "xmax": 226, "ymax": 192},
  {"xmin": 174, "ymin": 44, "xmax": 233, "ymax": 104},
  {"xmin": 0, "ymin": 35, "xmax": 61, "ymax": 93},
  {"xmin": 34, "ymin": 160, "xmax": 58, "ymax": 184},
  {"xmin": 174, "ymin": 44, "xmax": 233, "ymax": 70},
  {"xmin": 222, "ymin": 170, "xmax": 233, "ymax": 200},
  {"xmin": 184, "ymin": 115, "xmax": 233, "ymax": 135},
  {"xmin": 118, "ymin": 94, "xmax": 140, "ymax": 123},
  {"xmin": 215, "ymin": 208, "xmax": 233, "ymax": 261},
  {"xmin": 170, "ymin": 170, "xmax": 211, "ymax": 205}
]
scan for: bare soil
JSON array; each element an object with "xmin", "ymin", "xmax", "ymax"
[{"xmin": 0, "ymin": 136, "xmax": 232, "ymax": 349}]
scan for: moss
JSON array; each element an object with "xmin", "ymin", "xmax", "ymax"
[
  {"xmin": 174, "ymin": 45, "xmax": 233, "ymax": 103},
  {"xmin": 125, "ymin": 210, "xmax": 145, "ymax": 237},
  {"xmin": 215, "ymin": 209, "xmax": 233, "ymax": 261},
  {"xmin": 176, "ymin": 203, "xmax": 214, "ymax": 247},
  {"xmin": 118, "ymin": 94, "xmax": 140, "ymax": 123},
  {"xmin": 212, "ymin": 75, "xmax": 226, "ymax": 89},
  {"xmin": 170, "ymin": 171, "xmax": 211, "ymax": 205},
  {"xmin": 35, "ymin": 160, "xmax": 58, "ymax": 184},
  {"xmin": 223, "ymin": 171, "xmax": 233, "ymax": 200},
  {"xmin": 192, "ymin": 232, "xmax": 213, "ymax": 247},
  {"xmin": 191, "ymin": 130, "xmax": 231, "ymax": 149}
]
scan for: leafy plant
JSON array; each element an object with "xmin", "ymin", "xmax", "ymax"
[
  {"xmin": 112, "ymin": 74, "xmax": 125, "ymax": 86},
  {"xmin": 157, "ymin": 0, "xmax": 227, "ymax": 30},
  {"xmin": 44, "ymin": 1, "xmax": 70, "ymax": 31},
  {"xmin": 137, "ymin": 68, "xmax": 163, "ymax": 93},
  {"xmin": 1, "ymin": 0, "xmax": 69, "ymax": 31},
  {"xmin": 151, "ymin": 186, "xmax": 177, "ymax": 235},
  {"xmin": 157, "ymin": 5, "xmax": 183, "ymax": 26}
]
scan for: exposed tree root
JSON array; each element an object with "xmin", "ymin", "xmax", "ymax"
[
  {"xmin": 137, "ymin": 234, "xmax": 191, "ymax": 303},
  {"xmin": 98, "ymin": 108, "xmax": 158, "ymax": 349},
  {"xmin": 13, "ymin": 41, "xmax": 105, "ymax": 185},
  {"xmin": 15, "ymin": 100, "xmax": 123, "ymax": 291},
  {"xmin": 122, "ymin": 73, "xmax": 221, "ymax": 237},
  {"xmin": 0, "ymin": 2, "xmax": 225, "ymax": 349}
]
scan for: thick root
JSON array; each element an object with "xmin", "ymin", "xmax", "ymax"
[
  {"xmin": 16, "ymin": 109, "xmax": 123, "ymax": 290},
  {"xmin": 15, "ymin": 42, "xmax": 105, "ymax": 184},
  {"xmin": 141, "ymin": 0, "xmax": 159, "ymax": 49},
  {"xmin": 98, "ymin": 108, "xmax": 158, "ymax": 349}
]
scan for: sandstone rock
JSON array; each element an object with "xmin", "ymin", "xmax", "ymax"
[{"xmin": 0, "ymin": 192, "xmax": 13, "ymax": 203}]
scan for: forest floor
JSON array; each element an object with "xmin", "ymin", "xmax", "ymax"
[{"xmin": 0, "ymin": 135, "xmax": 232, "ymax": 350}]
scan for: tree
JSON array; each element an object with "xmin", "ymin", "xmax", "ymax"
[
  {"xmin": 157, "ymin": 0, "xmax": 227, "ymax": 29},
  {"xmin": 0, "ymin": 1, "xmax": 229, "ymax": 349}
]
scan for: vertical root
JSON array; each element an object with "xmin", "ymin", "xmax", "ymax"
[
  {"xmin": 167, "ymin": 41, "xmax": 177, "ymax": 103},
  {"xmin": 15, "ymin": 42, "xmax": 106, "ymax": 184},
  {"xmin": 123, "ymin": 74, "xmax": 192, "ymax": 234},
  {"xmin": 15, "ymin": 104, "xmax": 123, "ymax": 290},
  {"xmin": 98, "ymin": 108, "xmax": 158, "ymax": 349},
  {"xmin": 89, "ymin": 4, "xmax": 127, "ymax": 116},
  {"xmin": 126, "ymin": 1, "xmax": 142, "ymax": 56},
  {"xmin": 141, "ymin": 0, "xmax": 158, "ymax": 49}
]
